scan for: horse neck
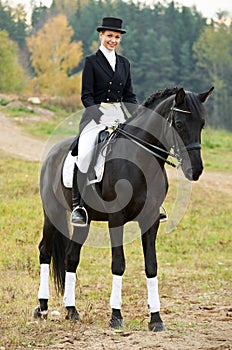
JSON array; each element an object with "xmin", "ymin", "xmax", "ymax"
[{"xmin": 126, "ymin": 96, "xmax": 173, "ymax": 147}]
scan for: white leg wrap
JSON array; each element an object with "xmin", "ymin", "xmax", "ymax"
[
  {"xmin": 38, "ymin": 264, "xmax": 50, "ymax": 300},
  {"xmin": 110, "ymin": 275, "xmax": 122, "ymax": 309},
  {"xmin": 147, "ymin": 276, "xmax": 160, "ymax": 313},
  {"xmin": 63, "ymin": 272, "xmax": 76, "ymax": 307}
]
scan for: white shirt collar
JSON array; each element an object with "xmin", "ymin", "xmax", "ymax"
[{"xmin": 100, "ymin": 44, "xmax": 116, "ymax": 71}]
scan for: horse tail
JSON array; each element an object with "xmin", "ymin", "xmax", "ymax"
[{"xmin": 51, "ymin": 226, "xmax": 69, "ymax": 295}]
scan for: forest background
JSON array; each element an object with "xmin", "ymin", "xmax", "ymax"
[{"xmin": 0, "ymin": 0, "xmax": 232, "ymax": 131}]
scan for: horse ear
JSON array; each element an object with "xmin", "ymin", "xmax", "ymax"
[
  {"xmin": 198, "ymin": 87, "xmax": 214, "ymax": 103},
  {"xmin": 175, "ymin": 88, "xmax": 185, "ymax": 106}
]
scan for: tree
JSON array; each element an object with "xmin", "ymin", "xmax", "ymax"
[
  {"xmin": 0, "ymin": 30, "xmax": 25, "ymax": 93},
  {"xmin": 132, "ymin": 29, "xmax": 176, "ymax": 101},
  {"xmin": 193, "ymin": 23, "xmax": 232, "ymax": 130},
  {"xmin": 27, "ymin": 14, "xmax": 83, "ymax": 96},
  {"xmin": 31, "ymin": 4, "xmax": 51, "ymax": 33},
  {"xmin": 0, "ymin": 2, "xmax": 27, "ymax": 48}
]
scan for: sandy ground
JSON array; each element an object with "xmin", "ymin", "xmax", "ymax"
[{"xmin": 0, "ymin": 111, "xmax": 231, "ymax": 350}]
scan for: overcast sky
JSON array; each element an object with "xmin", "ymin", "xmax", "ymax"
[{"xmin": 6, "ymin": 0, "xmax": 232, "ymax": 19}]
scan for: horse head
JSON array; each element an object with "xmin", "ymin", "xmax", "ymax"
[{"xmin": 165, "ymin": 87, "xmax": 214, "ymax": 181}]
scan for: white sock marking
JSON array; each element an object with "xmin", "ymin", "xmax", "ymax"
[
  {"xmin": 147, "ymin": 276, "xmax": 160, "ymax": 313},
  {"xmin": 110, "ymin": 275, "xmax": 122, "ymax": 309},
  {"xmin": 63, "ymin": 271, "xmax": 76, "ymax": 307}
]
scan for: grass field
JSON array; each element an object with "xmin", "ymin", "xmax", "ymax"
[{"xmin": 0, "ymin": 127, "xmax": 232, "ymax": 349}]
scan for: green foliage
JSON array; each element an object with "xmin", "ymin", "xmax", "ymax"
[
  {"xmin": 0, "ymin": 2, "xmax": 27, "ymax": 48},
  {"xmin": 193, "ymin": 23, "xmax": 232, "ymax": 130},
  {"xmin": 0, "ymin": 98, "xmax": 9, "ymax": 106},
  {"xmin": 0, "ymin": 31, "xmax": 25, "ymax": 93}
]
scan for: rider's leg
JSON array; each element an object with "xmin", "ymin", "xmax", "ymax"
[
  {"xmin": 159, "ymin": 206, "xmax": 168, "ymax": 222},
  {"xmin": 71, "ymin": 121, "xmax": 101, "ymax": 227},
  {"xmin": 71, "ymin": 164, "xmax": 88, "ymax": 227}
]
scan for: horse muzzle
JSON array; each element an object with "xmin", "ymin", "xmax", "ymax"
[
  {"xmin": 184, "ymin": 166, "xmax": 203, "ymax": 181},
  {"xmin": 178, "ymin": 142, "xmax": 203, "ymax": 181}
]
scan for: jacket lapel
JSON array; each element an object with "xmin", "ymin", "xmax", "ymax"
[
  {"xmin": 115, "ymin": 53, "xmax": 124, "ymax": 79},
  {"xmin": 96, "ymin": 50, "xmax": 114, "ymax": 77}
]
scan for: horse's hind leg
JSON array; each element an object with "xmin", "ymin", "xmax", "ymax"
[
  {"xmin": 63, "ymin": 225, "xmax": 89, "ymax": 321},
  {"xmin": 34, "ymin": 211, "xmax": 55, "ymax": 319}
]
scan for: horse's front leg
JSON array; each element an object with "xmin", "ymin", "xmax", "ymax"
[
  {"xmin": 109, "ymin": 223, "xmax": 125, "ymax": 328},
  {"xmin": 140, "ymin": 219, "xmax": 166, "ymax": 332},
  {"xmin": 64, "ymin": 225, "xmax": 89, "ymax": 321}
]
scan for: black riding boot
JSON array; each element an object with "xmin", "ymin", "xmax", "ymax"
[
  {"xmin": 159, "ymin": 206, "xmax": 168, "ymax": 222},
  {"xmin": 71, "ymin": 164, "xmax": 88, "ymax": 227}
]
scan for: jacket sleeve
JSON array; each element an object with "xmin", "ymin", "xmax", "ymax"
[
  {"xmin": 81, "ymin": 56, "xmax": 103, "ymax": 120},
  {"xmin": 122, "ymin": 61, "xmax": 138, "ymax": 116}
]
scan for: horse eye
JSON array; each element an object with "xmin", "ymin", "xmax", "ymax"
[{"xmin": 175, "ymin": 121, "xmax": 183, "ymax": 130}]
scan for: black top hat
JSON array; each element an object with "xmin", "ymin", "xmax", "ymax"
[{"xmin": 97, "ymin": 17, "xmax": 126, "ymax": 34}]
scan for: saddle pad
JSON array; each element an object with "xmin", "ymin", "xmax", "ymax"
[
  {"xmin": 62, "ymin": 149, "xmax": 107, "ymax": 188},
  {"xmin": 62, "ymin": 151, "xmax": 75, "ymax": 188}
]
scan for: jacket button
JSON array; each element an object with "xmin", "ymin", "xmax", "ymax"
[
  {"xmin": 108, "ymin": 89, "xmax": 111, "ymax": 92},
  {"xmin": 117, "ymin": 90, "xmax": 120, "ymax": 93},
  {"xmin": 109, "ymin": 82, "xmax": 112, "ymax": 84},
  {"xmin": 119, "ymin": 83, "xmax": 122, "ymax": 85},
  {"xmin": 106, "ymin": 98, "xmax": 109, "ymax": 101}
]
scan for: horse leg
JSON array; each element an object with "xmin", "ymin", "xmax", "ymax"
[
  {"xmin": 139, "ymin": 218, "xmax": 165, "ymax": 332},
  {"xmin": 63, "ymin": 225, "xmax": 89, "ymax": 321},
  {"xmin": 34, "ymin": 211, "xmax": 55, "ymax": 319},
  {"xmin": 109, "ymin": 223, "xmax": 125, "ymax": 328}
]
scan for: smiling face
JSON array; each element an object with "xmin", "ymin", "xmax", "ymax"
[{"xmin": 99, "ymin": 30, "xmax": 121, "ymax": 51}]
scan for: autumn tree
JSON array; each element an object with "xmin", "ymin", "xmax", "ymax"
[
  {"xmin": 0, "ymin": 30, "xmax": 25, "ymax": 93},
  {"xmin": 26, "ymin": 14, "xmax": 83, "ymax": 97}
]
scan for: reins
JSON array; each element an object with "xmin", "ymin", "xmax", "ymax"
[
  {"xmin": 116, "ymin": 126, "xmax": 177, "ymax": 168},
  {"xmin": 114, "ymin": 103, "xmax": 201, "ymax": 168}
]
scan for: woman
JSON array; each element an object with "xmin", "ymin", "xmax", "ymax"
[
  {"xmin": 71, "ymin": 17, "xmax": 167, "ymax": 226},
  {"xmin": 71, "ymin": 17, "xmax": 137, "ymax": 226}
]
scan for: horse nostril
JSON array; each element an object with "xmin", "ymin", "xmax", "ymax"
[{"xmin": 186, "ymin": 167, "xmax": 203, "ymax": 181}]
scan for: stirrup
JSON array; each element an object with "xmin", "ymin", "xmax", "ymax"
[{"xmin": 71, "ymin": 206, "xmax": 88, "ymax": 227}]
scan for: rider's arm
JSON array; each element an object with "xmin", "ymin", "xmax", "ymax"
[{"xmin": 81, "ymin": 56, "xmax": 103, "ymax": 121}]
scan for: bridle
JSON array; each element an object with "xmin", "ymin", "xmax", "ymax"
[
  {"xmin": 169, "ymin": 103, "xmax": 202, "ymax": 159},
  {"xmin": 116, "ymin": 102, "xmax": 202, "ymax": 168}
]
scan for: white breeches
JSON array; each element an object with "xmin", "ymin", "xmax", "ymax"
[{"xmin": 76, "ymin": 103, "xmax": 125, "ymax": 173}]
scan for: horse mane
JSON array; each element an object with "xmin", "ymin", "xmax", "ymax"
[{"xmin": 142, "ymin": 87, "xmax": 180, "ymax": 109}]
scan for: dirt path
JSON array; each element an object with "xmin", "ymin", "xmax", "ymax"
[
  {"xmin": 1, "ymin": 111, "xmax": 231, "ymax": 349},
  {"xmin": 0, "ymin": 111, "xmax": 46, "ymax": 161}
]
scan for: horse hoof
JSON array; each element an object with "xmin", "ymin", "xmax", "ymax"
[
  {"xmin": 148, "ymin": 321, "xmax": 166, "ymax": 332},
  {"xmin": 65, "ymin": 306, "xmax": 80, "ymax": 322},
  {"xmin": 109, "ymin": 315, "xmax": 124, "ymax": 329},
  {"xmin": 34, "ymin": 306, "xmax": 48, "ymax": 320}
]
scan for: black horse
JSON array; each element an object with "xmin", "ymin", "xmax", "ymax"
[{"xmin": 35, "ymin": 87, "xmax": 214, "ymax": 331}]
